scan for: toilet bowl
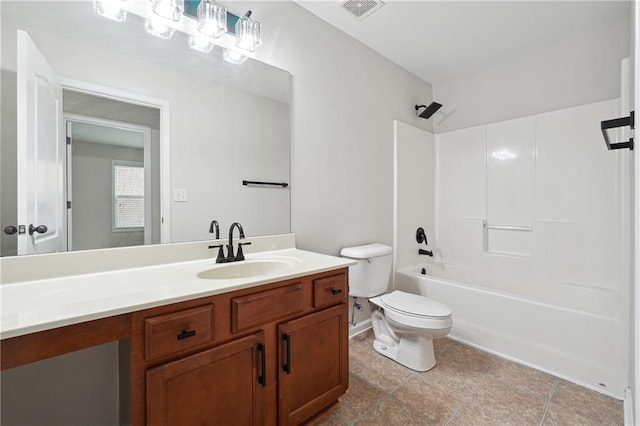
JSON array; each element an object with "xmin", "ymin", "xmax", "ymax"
[
  {"xmin": 341, "ymin": 243, "xmax": 453, "ymax": 372},
  {"xmin": 369, "ymin": 290, "xmax": 452, "ymax": 371}
]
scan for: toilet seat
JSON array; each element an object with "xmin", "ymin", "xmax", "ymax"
[
  {"xmin": 370, "ymin": 290, "xmax": 453, "ymax": 331},
  {"xmin": 380, "ymin": 290, "xmax": 452, "ymax": 319}
]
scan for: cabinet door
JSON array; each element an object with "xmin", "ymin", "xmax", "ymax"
[
  {"xmin": 279, "ymin": 304, "xmax": 348, "ymax": 425},
  {"xmin": 147, "ymin": 331, "xmax": 266, "ymax": 426}
]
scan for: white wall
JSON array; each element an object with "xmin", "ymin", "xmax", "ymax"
[
  {"xmin": 433, "ymin": 18, "xmax": 631, "ymax": 133},
  {"xmin": 393, "ymin": 121, "xmax": 435, "ymax": 272}
]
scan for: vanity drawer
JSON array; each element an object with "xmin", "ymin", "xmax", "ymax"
[
  {"xmin": 145, "ymin": 304, "xmax": 214, "ymax": 361},
  {"xmin": 231, "ymin": 283, "xmax": 303, "ymax": 332},
  {"xmin": 313, "ymin": 273, "xmax": 347, "ymax": 308}
]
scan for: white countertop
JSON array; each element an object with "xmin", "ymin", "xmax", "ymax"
[{"xmin": 0, "ymin": 249, "xmax": 355, "ymax": 340}]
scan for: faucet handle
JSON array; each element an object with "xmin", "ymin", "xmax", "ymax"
[
  {"xmin": 237, "ymin": 242, "xmax": 252, "ymax": 261},
  {"xmin": 208, "ymin": 244, "xmax": 226, "ymax": 263},
  {"xmin": 418, "ymin": 248, "xmax": 433, "ymax": 257}
]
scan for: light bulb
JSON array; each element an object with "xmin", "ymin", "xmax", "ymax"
[
  {"xmin": 93, "ymin": 0, "xmax": 127, "ymax": 23},
  {"xmin": 223, "ymin": 49, "xmax": 247, "ymax": 64},
  {"xmin": 150, "ymin": 0, "xmax": 184, "ymax": 22},
  {"xmin": 188, "ymin": 35, "xmax": 215, "ymax": 53},
  {"xmin": 144, "ymin": 18, "xmax": 175, "ymax": 40}
]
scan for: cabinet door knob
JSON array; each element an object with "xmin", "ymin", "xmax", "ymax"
[
  {"xmin": 331, "ymin": 288, "xmax": 343, "ymax": 295},
  {"xmin": 177, "ymin": 329, "xmax": 196, "ymax": 340}
]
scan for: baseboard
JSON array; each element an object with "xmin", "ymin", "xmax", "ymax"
[{"xmin": 349, "ymin": 319, "xmax": 372, "ymax": 338}]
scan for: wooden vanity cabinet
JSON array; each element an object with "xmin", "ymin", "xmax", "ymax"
[{"xmin": 131, "ymin": 268, "xmax": 349, "ymax": 426}]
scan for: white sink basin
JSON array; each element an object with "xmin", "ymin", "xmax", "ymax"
[{"xmin": 197, "ymin": 258, "xmax": 300, "ymax": 280}]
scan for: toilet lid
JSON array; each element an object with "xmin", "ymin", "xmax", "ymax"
[{"xmin": 380, "ymin": 290, "xmax": 452, "ymax": 318}]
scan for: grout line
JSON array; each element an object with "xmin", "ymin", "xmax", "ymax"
[
  {"xmin": 444, "ymin": 367, "xmax": 492, "ymax": 425},
  {"xmin": 349, "ymin": 364, "xmax": 419, "ymax": 424},
  {"xmin": 350, "ymin": 391, "xmax": 395, "ymax": 425},
  {"xmin": 538, "ymin": 378, "xmax": 559, "ymax": 426}
]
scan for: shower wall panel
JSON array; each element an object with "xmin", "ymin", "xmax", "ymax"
[{"xmin": 435, "ymin": 98, "xmax": 625, "ymax": 316}]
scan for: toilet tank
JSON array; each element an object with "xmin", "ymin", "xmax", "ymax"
[{"xmin": 340, "ymin": 243, "xmax": 393, "ymax": 298}]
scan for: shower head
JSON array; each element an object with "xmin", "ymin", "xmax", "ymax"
[{"xmin": 415, "ymin": 102, "xmax": 442, "ymax": 119}]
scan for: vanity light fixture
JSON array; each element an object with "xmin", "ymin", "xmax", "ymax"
[
  {"xmin": 197, "ymin": 0, "xmax": 227, "ymax": 38},
  {"xmin": 223, "ymin": 48, "xmax": 247, "ymax": 64},
  {"xmin": 93, "ymin": 0, "xmax": 263, "ymax": 62},
  {"xmin": 93, "ymin": 0, "xmax": 127, "ymax": 23},
  {"xmin": 144, "ymin": 18, "xmax": 176, "ymax": 40},
  {"xmin": 235, "ymin": 10, "xmax": 262, "ymax": 52},
  {"xmin": 150, "ymin": 0, "xmax": 184, "ymax": 22},
  {"xmin": 188, "ymin": 34, "xmax": 215, "ymax": 53}
]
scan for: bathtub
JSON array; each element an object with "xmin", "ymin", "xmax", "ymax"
[{"xmin": 394, "ymin": 265, "xmax": 627, "ymax": 399}]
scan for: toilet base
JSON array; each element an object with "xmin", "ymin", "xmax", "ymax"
[{"xmin": 372, "ymin": 334, "xmax": 437, "ymax": 372}]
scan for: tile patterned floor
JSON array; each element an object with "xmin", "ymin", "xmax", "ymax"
[{"xmin": 309, "ymin": 330, "xmax": 624, "ymax": 426}]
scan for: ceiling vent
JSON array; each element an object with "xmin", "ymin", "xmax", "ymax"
[{"xmin": 339, "ymin": 0, "xmax": 385, "ymax": 20}]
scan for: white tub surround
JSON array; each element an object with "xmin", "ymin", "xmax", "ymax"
[{"xmin": 1, "ymin": 242, "xmax": 354, "ymax": 340}]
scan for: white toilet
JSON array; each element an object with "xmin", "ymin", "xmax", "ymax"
[{"xmin": 341, "ymin": 243, "xmax": 453, "ymax": 372}]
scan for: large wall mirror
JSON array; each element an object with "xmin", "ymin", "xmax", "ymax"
[{"xmin": 1, "ymin": 1, "xmax": 291, "ymax": 257}]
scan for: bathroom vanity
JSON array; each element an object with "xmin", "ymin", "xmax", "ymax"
[{"xmin": 0, "ymin": 237, "xmax": 353, "ymax": 425}]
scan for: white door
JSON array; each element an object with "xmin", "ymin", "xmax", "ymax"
[{"xmin": 16, "ymin": 30, "xmax": 66, "ymax": 255}]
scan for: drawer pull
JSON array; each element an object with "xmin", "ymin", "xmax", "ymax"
[
  {"xmin": 177, "ymin": 329, "xmax": 197, "ymax": 340},
  {"xmin": 282, "ymin": 333, "xmax": 291, "ymax": 374},
  {"xmin": 257, "ymin": 343, "xmax": 267, "ymax": 387},
  {"xmin": 331, "ymin": 288, "xmax": 343, "ymax": 295}
]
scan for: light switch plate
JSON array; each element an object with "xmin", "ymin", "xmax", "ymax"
[{"xmin": 173, "ymin": 188, "xmax": 188, "ymax": 202}]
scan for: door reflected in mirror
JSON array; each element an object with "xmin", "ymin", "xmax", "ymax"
[
  {"xmin": 65, "ymin": 91, "xmax": 162, "ymax": 252},
  {"xmin": 0, "ymin": 1, "xmax": 291, "ymax": 257}
]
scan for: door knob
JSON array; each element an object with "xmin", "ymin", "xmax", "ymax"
[
  {"xmin": 28, "ymin": 224, "xmax": 48, "ymax": 235},
  {"xmin": 3, "ymin": 226, "xmax": 18, "ymax": 235}
]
